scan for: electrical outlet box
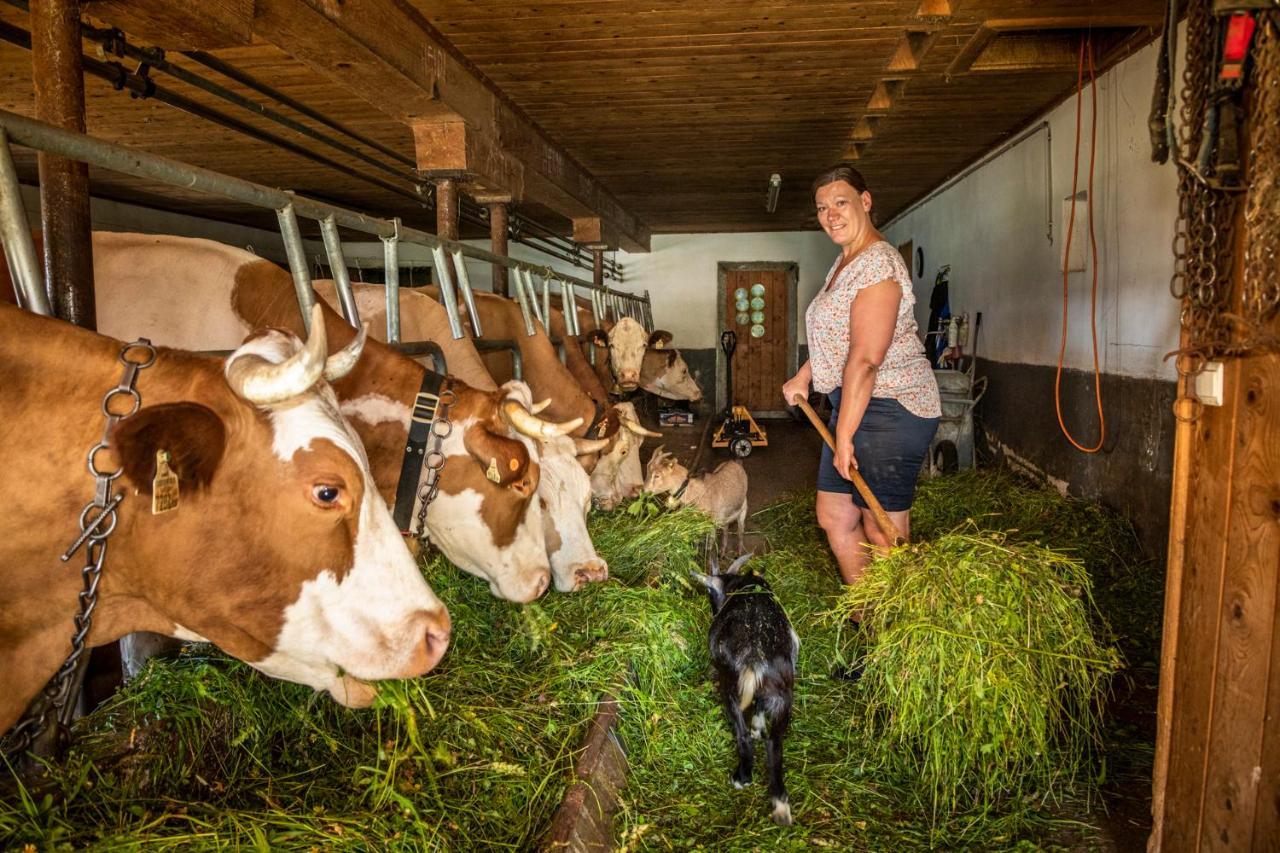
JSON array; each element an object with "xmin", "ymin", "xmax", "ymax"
[{"xmin": 1193, "ymin": 361, "xmax": 1225, "ymax": 406}]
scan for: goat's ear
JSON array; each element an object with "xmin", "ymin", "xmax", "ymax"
[{"xmin": 726, "ymin": 552, "xmax": 754, "ymax": 575}]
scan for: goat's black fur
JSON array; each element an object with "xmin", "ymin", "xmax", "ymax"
[{"xmin": 695, "ymin": 553, "xmax": 798, "ymax": 825}]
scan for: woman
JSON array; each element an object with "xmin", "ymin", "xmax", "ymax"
[{"xmin": 782, "ymin": 164, "xmax": 940, "ymax": 589}]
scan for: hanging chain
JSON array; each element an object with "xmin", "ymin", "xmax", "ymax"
[
  {"xmin": 1243, "ymin": 13, "xmax": 1280, "ymax": 329},
  {"xmin": 3, "ymin": 339, "xmax": 156, "ymax": 761},
  {"xmin": 413, "ymin": 384, "xmax": 454, "ymax": 545},
  {"xmin": 1166, "ymin": 1, "xmax": 1280, "ymax": 385}
]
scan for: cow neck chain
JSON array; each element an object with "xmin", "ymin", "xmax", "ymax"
[
  {"xmin": 4, "ymin": 339, "xmax": 156, "ymax": 763},
  {"xmin": 414, "ymin": 376, "xmax": 455, "ymax": 540}
]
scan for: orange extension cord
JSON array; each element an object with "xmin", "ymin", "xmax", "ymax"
[{"xmin": 1055, "ymin": 36, "xmax": 1107, "ymax": 453}]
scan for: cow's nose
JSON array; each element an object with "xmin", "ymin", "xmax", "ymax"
[
  {"xmin": 404, "ymin": 607, "xmax": 451, "ymax": 676},
  {"xmin": 535, "ymin": 571, "xmax": 550, "ymax": 598},
  {"xmin": 572, "ymin": 558, "xmax": 609, "ymax": 589}
]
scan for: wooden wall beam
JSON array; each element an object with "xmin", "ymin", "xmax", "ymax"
[
  {"xmin": 31, "ymin": 0, "xmax": 94, "ymax": 329},
  {"xmin": 252, "ymin": 0, "xmax": 649, "ymax": 252},
  {"xmin": 489, "ymin": 202, "xmax": 509, "ymax": 297},
  {"xmin": 83, "ymin": 0, "xmax": 252, "ymax": 50}
]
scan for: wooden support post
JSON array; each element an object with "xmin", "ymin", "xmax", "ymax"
[
  {"xmin": 592, "ymin": 248, "xmax": 604, "ymax": 292},
  {"xmin": 435, "ymin": 177, "xmax": 459, "ymax": 241},
  {"xmin": 489, "ymin": 201, "xmax": 508, "ymax": 297},
  {"xmin": 31, "ymin": 0, "xmax": 95, "ymax": 329}
]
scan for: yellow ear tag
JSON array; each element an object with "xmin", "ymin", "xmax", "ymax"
[
  {"xmin": 508, "ymin": 457, "xmax": 520, "ymax": 472},
  {"xmin": 596, "ymin": 420, "xmax": 609, "ymax": 438},
  {"xmin": 152, "ymin": 450, "xmax": 180, "ymax": 515},
  {"xmin": 486, "ymin": 457, "xmax": 502, "ymax": 484}
]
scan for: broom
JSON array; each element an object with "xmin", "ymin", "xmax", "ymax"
[{"xmin": 794, "ymin": 398, "xmax": 906, "ymax": 546}]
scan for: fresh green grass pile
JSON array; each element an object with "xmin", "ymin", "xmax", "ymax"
[
  {"xmin": 1, "ymin": 469, "xmax": 1151, "ymax": 851},
  {"xmin": 837, "ymin": 533, "xmax": 1121, "ymax": 819}
]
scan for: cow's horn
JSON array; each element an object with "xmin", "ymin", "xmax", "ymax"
[
  {"xmin": 623, "ymin": 418, "xmax": 663, "ymax": 438},
  {"xmin": 573, "ymin": 436, "xmax": 611, "ymax": 455},
  {"xmin": 501, "ymin": 400, "xmax": 583, "ymax": 439},
  {"xmin": 530, "ymin": 398, "xmax": 553, "ymax": 415},
  {"xmin": 226, "ymin": 304, "xmax": 328, "ymax": 404},
  {"xmin": 323, "ymin": 321, "xmax": 368, "ymax": 382}
]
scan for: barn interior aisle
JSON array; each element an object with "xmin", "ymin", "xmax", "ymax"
[{"xmin": 1, "ymin": 1, "xmax": 1277, "ymax": 850}]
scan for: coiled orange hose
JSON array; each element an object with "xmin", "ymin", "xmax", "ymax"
[{"xmin": 1055, "ymin": 36, "xmax": 1107, "ymax": 453}]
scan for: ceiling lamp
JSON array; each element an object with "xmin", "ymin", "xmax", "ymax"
[{"xmin": 766, "ymin": 173, "xmax": 781, "ymax": 213}]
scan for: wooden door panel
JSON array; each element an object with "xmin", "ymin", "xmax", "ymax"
[{"xmin": 723, "ymin": 265, "xmax": 791, "ymax": 413}]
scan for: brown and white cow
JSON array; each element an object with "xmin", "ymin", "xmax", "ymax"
[
  {"xmin": 588, "ymin": 316, "xmax": 673, "ymax": 392},
  {"xmin": 315, "ymin": 282, "xmax": 610, "ymax": 593},
  {"xmin": 640, "ymin": 347, "xmax": 703, "ymax": 402},
  {"xmin": 589, "ymin": 401, "xmax": 663, "ymax": 510},
  {"xmin": 0, "ymin": 302, "xmax": 450, "ymax": 734},
  {"xmin": 26, "ymin": 233, "xmax": 576, "ymax": 602}
]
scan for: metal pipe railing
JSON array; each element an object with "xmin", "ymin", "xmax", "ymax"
[
  {"xmin": 0, "ymin": 109, "xmax": 653, "ymax": 341},
  {"xmin": 0, "ymin": 126, "xmax": 49, "ymax": 315}
]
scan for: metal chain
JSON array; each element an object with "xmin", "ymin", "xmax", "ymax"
[
  {"xmin": 413, "ymin": 385, "xmax": 454, "ymax": 545},
  {"xmin": 1244, "ymin": 13, "xmax": 1280, "ymax": 327},
  {"xmin": 1169, "ymin": 1, "xmax": 1249, "ymax": 379},
  {"xmin": 2, "ymin": 339, "xmax": 156, "ymax": 761}
]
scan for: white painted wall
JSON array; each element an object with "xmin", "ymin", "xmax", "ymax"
[
  {"xmin": 614, "ymin": 231, "xmax": 837, "ymax": 348},
  {"xmin": 882, "ymin": 36, "xmax": 1181, "ymax": 380}
]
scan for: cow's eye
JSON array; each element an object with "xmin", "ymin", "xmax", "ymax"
[{"xmin": 312, "ymin": 484, "xmax": 342, "ymax": 507}]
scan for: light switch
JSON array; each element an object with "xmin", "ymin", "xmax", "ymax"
[{"xmin": 1193, "ymin": 361, "xmax": 1225, "ymax": 407}]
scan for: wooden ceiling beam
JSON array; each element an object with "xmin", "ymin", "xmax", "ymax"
[
  {"xmin": 250, "ymin": 0, "xmax": 648, "ymax": 251},
  {"xmin": 947, "ymin": 25, "xmax": 997, "ymax": 76},
  {"xmin": 411, "ymin": 118, "xmax": 525, "ymax": 200},
  {"xmin": 83, "ymin": 0, "xmax": 253, "ymax": 50},
  {"xmin": 867, "ymin": 78, "xmax": 906, "ymax": 111}
]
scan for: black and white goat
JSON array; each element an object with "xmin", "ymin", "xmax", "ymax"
[{"xmin": 693, "ymin": 553, "xmax": 799, "ymax": 825}]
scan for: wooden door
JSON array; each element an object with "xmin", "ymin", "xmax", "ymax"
[{"xmin": 722, "ymin": 266, "xmax": 791, "ymax": 415}]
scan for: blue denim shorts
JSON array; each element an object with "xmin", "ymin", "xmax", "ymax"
[{"xmin": 817, "ymin": 389, "xmax": 939, "ymax": 512}]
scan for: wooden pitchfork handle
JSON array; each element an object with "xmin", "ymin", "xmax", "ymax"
[{"xmin": 794, "ymin": 398, "xmax": 907, "ymax": 546}]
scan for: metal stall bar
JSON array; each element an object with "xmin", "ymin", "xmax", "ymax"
[
  {"xmin": 275, "ymin": 201, "xmax": 315, "ymax": 332},
  {"xmin": 0, "ymin": 127, "xmax": 50, "ymax": 315},
  {"xmin": 430, "ymin": 245, "xmax": 465, "ymax": 340},
  {"xmin": 382, "ymin": 220, "xmax": 400, "ymax": 343},
  {"xmin": 561, "ymin": 279, "xmax": 579, "ymax": 336},
  {"xmin": 521, "ymin": 268, "xmax": 544, "ymax": 328},
  {"xmin": 450, "ymin": 249, "xmax": 482, "ymax": 338},
  {"xmin": 540, "ymin": 273, "xmax": 552, "ymax": 334},
  {"xmin": 474, "ymin": 339, "xmax": 523, "ymax": 381},
  {"xmin": 319, "ymin": 214, "xmax": 359, "ymax": 327},
  {"xmin": 510, "ymin": 267, "xmax": 536, "ymax": 336}
]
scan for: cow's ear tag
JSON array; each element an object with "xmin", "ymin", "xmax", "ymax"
[
  {"xmin": 596, "ymin": 420, "xmax": 609, "ymax": 438},
  {"xmin": 485, "ymin": 457, "xmax": 502, "ymax": 484},
  {"xmin": 508, "ymin": 457, "xmax": 520, "ymax": 472},
  {"xmin": 152, "ymin": 450, "xmax": 180, "ymax": 514}
]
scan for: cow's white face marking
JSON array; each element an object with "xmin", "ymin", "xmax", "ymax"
[
  {"xmin": 607, "ymin": 317, "xmax": 648, "ymax": 387},
  {"xmin": 589, "ymin": 402, "xmax": 646, "ymax": 509},
  {"xmin": 226, "ymin": 332, "xmax": 448, "ymax": 700},
  {"xmin": 539, "ymin": 434, "xmax": 607, "ymax": 592},
  {"xmin": 644, "ymin": 353, "xmax": 702, "ymax": 401},
  {"xmin": 340, "ymin": 393, "xmax": 410, "ymax": 428}
]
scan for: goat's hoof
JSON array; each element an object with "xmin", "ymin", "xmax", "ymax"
[
  {"xmin": 731, "ymin": 771, "xmax": 751, "ymax": 789},
  {"xmin": 770, "ymin": 798, "xmax": 793, "ymax": 826}
]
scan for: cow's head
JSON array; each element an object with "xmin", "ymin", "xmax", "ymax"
[
  {"xmin": 643, "ymin": 446, "xmax": 690, "ymax": 496},
  {"xmin": 642, "ymin": 348, "xmax": 703, "ymax": 402},
  {"xmin": 590, "ymin": 317, "xmax": 672, "ymax": 391},
  {"xmin": 591, "ymin": 403, "xmax": 662, "ymax": 510},
  {"xmin": 112, "ymin": 307, "xmax": 450, "ymax": 708},
  {"xmin": 538, "ymin": 434, "xmax": 610, "ymax": 592},
  {"xmin": 423, "ymin": 381, "xmax": 582, "ymax": 602}
]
